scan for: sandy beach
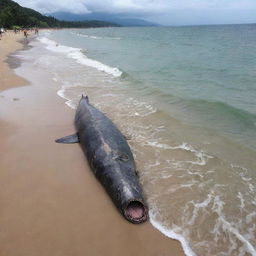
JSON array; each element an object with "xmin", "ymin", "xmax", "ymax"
[{"xmin": 0, "ymin": 32, "xmax": 184, "ymax": 256}]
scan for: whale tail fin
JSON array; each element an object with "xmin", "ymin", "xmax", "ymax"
[
  {"xmin": 55, "ymin": 133, "xmax": 79, "ymax": 144},
  {"xmin": 81, "ymin": 94, "xmax": 89, "ymax": 103}
]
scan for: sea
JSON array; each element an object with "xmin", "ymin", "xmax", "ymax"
[{"xmin": 15, "ymin": 25, "xmax": 256, "ymax": 256}]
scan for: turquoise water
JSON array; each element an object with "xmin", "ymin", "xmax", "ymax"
[
  {"xmin": 48, "ymin": 25, "xmax": 256, "ymax": 150},
  {"xmin": 16, "ymin": 25, "xmax": 256, "ymax": 256}
]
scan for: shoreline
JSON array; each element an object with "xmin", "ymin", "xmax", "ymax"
[
  {"xmin": 0, "ymin": 31, "xmax": 28, "ymax": 91},
  {"xmin": 0, "ymin": 32, "xmax": 184, "ymax": 255}
]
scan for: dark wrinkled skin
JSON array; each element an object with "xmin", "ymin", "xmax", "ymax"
[{"xmin": 75, "ymin": 96, "xmax": 148, "ymax": 223}]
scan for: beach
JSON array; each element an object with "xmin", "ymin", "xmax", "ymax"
[{"xmin": 0, "ymin": 32, "xmax": 184, "ymax": 256}]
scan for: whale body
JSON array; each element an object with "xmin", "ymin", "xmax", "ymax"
[{"xmin": 56, "ymin": 95, "xmax": 148, "ymax": 224}]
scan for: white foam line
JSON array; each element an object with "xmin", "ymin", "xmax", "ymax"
[
  {"xmin": 38, "ymin": 37, "xmax": 122, "ymax": 78},
  {"xmin": 76, "ymin": 33, "xmax": 121, "ymax": 40},
  {"xmin": 220, "ymin": 216, "xmax": 256, "ymax": 256},
  {"xmin": 147, "ymin": 141, "xmax": 212, "ymax": 166},
  {"xmin": 57, "ymin": 88, "xmax": 76, "ymax": 109},
  {"xmin": 149, "ymin": 211, "xmax": 197, "ymax": 256}
]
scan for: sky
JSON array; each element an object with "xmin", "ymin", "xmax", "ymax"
[{"xmin": 15, "ymin": 0, "xmax": 256, "ymax": 25}]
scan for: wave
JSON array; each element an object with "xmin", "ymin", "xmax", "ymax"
[
  {"xmin": 149, "ymin": 210, "xmax": 197, "ymax": 256},
  {"xmin": 38, "ymin": 37, "xmax": 122, "ymax": 78},
  {"xmin": 57, "ymin": 85, "xmax": 77, "ymax": 109},
  {"xmin": 76, "ymin": 32, "xmax": 121, "ymax": 40},
  {"xmin": 130, "ymin": 81, "xmax": 256, "ymax": 129},
  {"xmin": 149, "ymin": 175, "xmax": 256, "ymax": 256},
  {"xmin": 145, "ymin": 141, "xmax": 212, "ymax": 166},
  {"xmin": 186, "ymin": 98, "xmax": 256, "ymax": 127},
  {"xmin": 132, "ymin": 84, "xmax": 256, "ymax": 150}
]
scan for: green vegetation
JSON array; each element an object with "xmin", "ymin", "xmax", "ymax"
[{"xmin": 0, "ymin": 0, "xmax": 119, "ymax": 29}]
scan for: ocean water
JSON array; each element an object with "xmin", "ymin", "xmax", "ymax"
[{"xmin": 15, "ymin": 25, "xmax": 256, "ymax": 256}]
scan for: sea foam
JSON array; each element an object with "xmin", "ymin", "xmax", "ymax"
[
  {"xmin": 75, "ymin": 32, "xmax": 121, "ymax": 40},
  {"xmin": 38, "ymin": 37, "xmax": 122, "ymax": 78},
  {"xmin": 149, "ymin": 210, "xmax": 197, "ymax": 256},
  {"xmin": 146, "ymin": 141, "xmax": 212, "ymax": 166},
  {"xmin": 57, "ymin": 87, "xmax": 76, "ymax": 109}
]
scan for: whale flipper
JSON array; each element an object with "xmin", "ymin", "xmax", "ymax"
[{"xmin": 55, "ymin": 133, "xmax": 79, "ymax": 144}]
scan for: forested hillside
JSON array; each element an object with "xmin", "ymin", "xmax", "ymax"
[{"xmin": 0, "ymin": 0, "xmax": 119, "ymax": 28}]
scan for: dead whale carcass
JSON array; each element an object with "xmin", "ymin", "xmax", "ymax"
[{"xmin": 56, "ymin": 95, "xmax": 148, "ymax": 224}]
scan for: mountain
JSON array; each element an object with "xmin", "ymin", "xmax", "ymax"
[
  {"xmin": 0, "ymin": 0, "xmax": 119, "ymax": 28},
  {"xmin": 50, "ymin": 12, "xmax": 159, "ymax": 27}
]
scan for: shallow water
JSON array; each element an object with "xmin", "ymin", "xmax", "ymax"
[{"xmin": 14, "ymin": 25, "xmax": 256, "ymax": 256}]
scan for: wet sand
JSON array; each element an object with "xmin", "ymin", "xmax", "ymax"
[{"xmin": 0, "ymin": 32, "xmax": 184, "ymax": 256}]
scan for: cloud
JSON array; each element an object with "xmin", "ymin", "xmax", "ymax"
[
  {"xmin": 15, "ymin": 0, "xmax": 256, "ymax": 14},
  {"xmin": 16, "ymin": 0, "xmax": 91, "ymax": 14},
  {"xmin": 14, "ymin": 0, "xmax": 256, "ymax": 25}
]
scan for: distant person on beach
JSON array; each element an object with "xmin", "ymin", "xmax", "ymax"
[
  {"xmin": 0, "ymin": 28, "xmax": 4, "ymax": 39},
  {"xmin": 24, "ymin": 30, "xmax": 28, "ymax": 38},
  {"xmin": 35, "ymin": 28, "xmax": 39, "ymax": 35}
]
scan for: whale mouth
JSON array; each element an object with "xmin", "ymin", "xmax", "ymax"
[{"xmin": 124, "ymin": 200, "xmax": 148, "ymax": 224}]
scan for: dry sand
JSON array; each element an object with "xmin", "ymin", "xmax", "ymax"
[{"xmin": 0, "ymin": 31, "xmax": 184, "ymax": 256}]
